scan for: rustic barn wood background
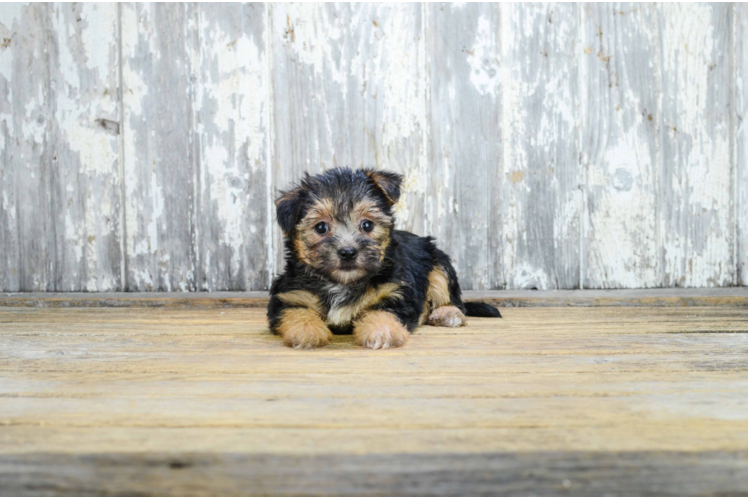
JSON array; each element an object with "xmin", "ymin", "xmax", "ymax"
[{"xmin": 0, "ymin": 3, "xmax": 745, "ymax": 292}]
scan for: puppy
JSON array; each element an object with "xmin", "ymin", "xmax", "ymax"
[{"xmin": 268, "ymin": 167, "xmax": 501, "ymax": 349}]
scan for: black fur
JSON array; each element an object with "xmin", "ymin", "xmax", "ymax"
[
  {"xmin": 268, "ymin": 167, "xmax": 501, "ymax": 335},
  {"xmin": 464, "ymin": 302, "xmax": 502, "ymax": 318}
]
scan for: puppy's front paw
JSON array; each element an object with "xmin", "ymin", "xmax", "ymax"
[
  {"xmin": 278, "ymin": 309, "xmax": 333, "ymax": 349},
  {"xmin": 428, "ymin": 305, "xmax": 467, "ymax": 328},
  {"xmin": 353, "ymin": 311, "xmax": 409, "ymax": 349}
]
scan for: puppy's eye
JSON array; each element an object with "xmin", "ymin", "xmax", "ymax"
[
  {"xmin": 360, "ymin": 220, "xmax": 374, "ymax": 233},
  {"xmin": 314, "ymin": 222, "xmax": 329, "ymax": 235}
]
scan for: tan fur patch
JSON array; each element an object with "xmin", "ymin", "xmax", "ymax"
[
  {"xmin": 377, "ymin": 232, "xmax": 391, "ymax": 261},
  {"xmin": 293, "ymin": 198, "xmax": 335, "ymax": 266},
  {"xmin": 353, "ymin": 310, "xmax": 409, "ymax": 349},
  {"xmin": 428, "ymin": 305, "xmax": 467, "ymax": 328},
  {"xmin": 276, "ymin": 290, "xmax": 323, "ymax": 316},
  {"xmin": 293, "ymin": 237, "xmax": 312, "ymax": 266},
  {"xmin": 352, "ymin": 199, "xmax": 392, "ymax": 257},
  {"xmin": 277, "ymin": 308, "xmax": 333, "ymax": 349},
  {"xmin": 352, "ymin": 200, "xmax": 392, "ymax": 225},
  {"xmin": 300, "ymin": 198, "xmax": 335, "ymax": 226},
  {"xmin": 365, "ymin": 171, "xmax": 399, "ymax": 206},
  {"xmin": 327, "ymin": 283, "xmax": 402, "ymax": 326},
  {"xmin": 418, "ymin": 300, "xmax": 430, "ymax": 326},
  {"xmin": 426, "ymin": 265, "xmax": 452, "ymax": 310}
]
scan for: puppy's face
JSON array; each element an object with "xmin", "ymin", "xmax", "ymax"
[{"xmin": 276, "ymin": 169, "xmax": 402, "ymax": 284}]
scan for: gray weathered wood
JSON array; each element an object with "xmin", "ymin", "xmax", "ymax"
[
  {"xmin": 0, "ymin": 4, "xmax": 52, "ymax": 292},
  {"xmin": 581, "ymin": 4, "xmax": 661, "ymax": 288},
  {"xmin": 426, "ymin": 3, "xmax": 501, "ymax": 290},
  {"xmin": 737, "ymin": 3, "xmax": 748, "ymax": 286},
  {"xmin": 194, "ymin": 3, "xmax": 269, "ymax": 291},
  {"xmin": 660, "ymin": 3, "xmax": 733, "ymax": 287},
  {"xmin": 500, "ymin": 3, "xmax": 581, "ymax": 289},
  {"xmin": 121, "ymin": 3, "xmax": 198, "ymax": 291},
  {"xmin": 0, "ymin": 3, "xmax": 745, "ymax": 292},
  {"xmin": 48, "ymin": 3, "xmax": 123, "ymax": 291},
  {"xmin": 2, "ymin": 451, "xmax": 747, "ymax": 496}
]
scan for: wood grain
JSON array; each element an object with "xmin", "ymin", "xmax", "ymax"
[
  {"xmin": 426, "ymin": 3, "xmax": 500, "ymax": 290},
  {"xmin": 737, "ymin": 3, "xmax": 748, "ymax": 286},
  {"xmin": 500, "ymin": 3, "xmax": 581, "ymax": 289},
  {"xmin": 581, "ymin": 3, "xmax": 661, "ymax": 288},
  {"xmin": 0, "ymin": 4, "xmax": 52, "ymax": 292},
  {"xmin": 48, "ymin": 3, "xmax": 123, "ymax": 292},
  {"xmin": 2, "ymin": 451, "xmax": 747, "ymax": 496},
  {"xmin": 194, "ymin": 3, "xmax": 270, "ymax": 291},
  {"xmin": 1, "ymin": 305, "xmax": 748, "ymax": 494},
  {"xmin": 121, "ymin": 3, "xmax": 198, "ymax": 292},
  {"xmin": 660, "ymin": 3, "xmax": 733, "ymax": 287},
  {"xmin": 1, "ymin": 3, "xmax": 746, "ymax": 292},
  {"xmin": 2, "ymin": 287, "xmax": 748, "ymax": 308}
]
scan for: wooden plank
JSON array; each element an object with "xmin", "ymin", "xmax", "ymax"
[
  {"xmin": 660, "ymin": 3, "xmax": 733, "ymax": 287},
  {"xmin": 269, "ymin": 4, "xmax": 426, "ymax": 271},
  {"xmin": 0, "ymin": 4, "xmax": 52, "ymax": 292},
  {"xmin": 737, "ymin": 4, "xmax": 748, "ymax": 286},
  {"xmin": 194, "ymin": 3, "xmax": 269, "ymax": 291},
  {"xmin": 3, "ymin": 424, "xmax": 748, "ymax": 459},
  {"xmin": 425, "ymin": 3, "xmax": 500, "ymax": 290},
  {"xmin": 47, "ymin": 3, "xmax": 122, "ymax": 292},
  {"xmin": 121, "ymin": 3, "xmax": 197, "ymax": 291},
  {"xmin": 500, "ymin": 3, "xmax": 581, "ymax": 289},
  {"xmin": 2, "ymin": 287, "xmax": 748, "ymax": 308},
  {"xmin": 1, "ymin": 306, "xmax": 748, "ymax": 494},
  {"xmin": 581, "ymin": 4, "xmax": 661, "ymax": 288},
  {"xmin": 1, "ymin": 451, "xmax": 747, "ymax": 496}
]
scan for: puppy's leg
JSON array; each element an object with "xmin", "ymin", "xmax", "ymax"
[
  {"xmin": 269, "ymin": 291, "xmax": 332, "ymax": 349},
  {"xmin": 353, "ymin": 310, "xmax": 409, "ymax": 349},
  {"xmin": 276, "ymin": 308, "xmax": 333, "ymax": 349},
  {"xmin": 425, "ymin": 251, "xmax": 467, "ymax": 328},
  {"xmin": 428, "ymin": 305, "xmax": 467, "ymax": 327}
]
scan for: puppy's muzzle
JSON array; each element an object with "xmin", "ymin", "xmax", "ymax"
[{"xmin": 337, "ymin": 247, "xmax": 358, "ymax": 261}]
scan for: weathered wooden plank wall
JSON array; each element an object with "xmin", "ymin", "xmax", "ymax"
[
  {"xmin": 736, "ymin": 4, "xmax": 748, "ymax": 288},
  {"xmin": 0, "ymin": 3, "xmax": 744, "ymax": 291},
  {"xmin": 581, "ymin": 3, "xmax": 661, "ymax": 289}
]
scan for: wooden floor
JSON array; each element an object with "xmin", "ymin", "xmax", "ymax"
[{"xmin": 2, "ymin": 303, "xmax": 748, "ymax": 495}]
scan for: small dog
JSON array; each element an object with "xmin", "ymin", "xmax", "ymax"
[{"xmin": 268, "ymin": 167, "xmax": 501, "ymax": 349}]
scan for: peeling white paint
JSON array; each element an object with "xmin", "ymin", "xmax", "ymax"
[
  {"xmin": 79, "ymin": 4, "xmax": 117, "ymax": 82},
  {"xmin": 0, "ymin": 3, "xmax": 743, "ymax": 292},
  {"xmin": 513, "ymin": 263, "xmax": 550, "ymax": 290},
  {"xmin": 281, "ymin": 4, "xmax": 345, "ymax": 85},
  {"xmin": 0, "ymin": 3, "xmax": 24, "ymax": 28},
  {"xmin": 195, "ymin": 6, "xmax": 269, "ymax": 290},
  {"xmin": 661, "ymin": 3, "xmax": 733, "ymax": 287},
  {"xmin": 22, "ymin": 98, "xmax": 45, "ymax": 145},
  {"xmin": 467, "ymin": 16, "xmax": 499, "ymax": 96}
]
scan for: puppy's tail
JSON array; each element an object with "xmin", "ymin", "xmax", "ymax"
[{"xmin": 464, "ymin": 301, "xmax": 502, "ymax": 318}]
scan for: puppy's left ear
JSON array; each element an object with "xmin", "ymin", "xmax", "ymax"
[
  {"xmin": 365, "ymin": 169, "xmax": 403, "ymax": 206},
  {"xmin": 275, "ymin": 187, "xmax": 304, "ymax": 234}
]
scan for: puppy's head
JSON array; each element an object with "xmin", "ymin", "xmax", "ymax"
[{"xmin": 276, "ymin": 168, "xmax": 402, "ymax": 284}]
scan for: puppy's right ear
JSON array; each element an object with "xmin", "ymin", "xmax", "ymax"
[{"xmin": 275, "ymin": 187, "xmax": 304, "ymax": 234}]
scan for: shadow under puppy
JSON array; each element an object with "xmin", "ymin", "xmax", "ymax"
[{"xmin": 268, "ymin": 167, "xmax": 501, "ymax": 349}]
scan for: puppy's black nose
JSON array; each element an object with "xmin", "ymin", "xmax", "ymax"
[{"xmin": 338, "ymin": 247, "xmax": 358, "ymax": 261}]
